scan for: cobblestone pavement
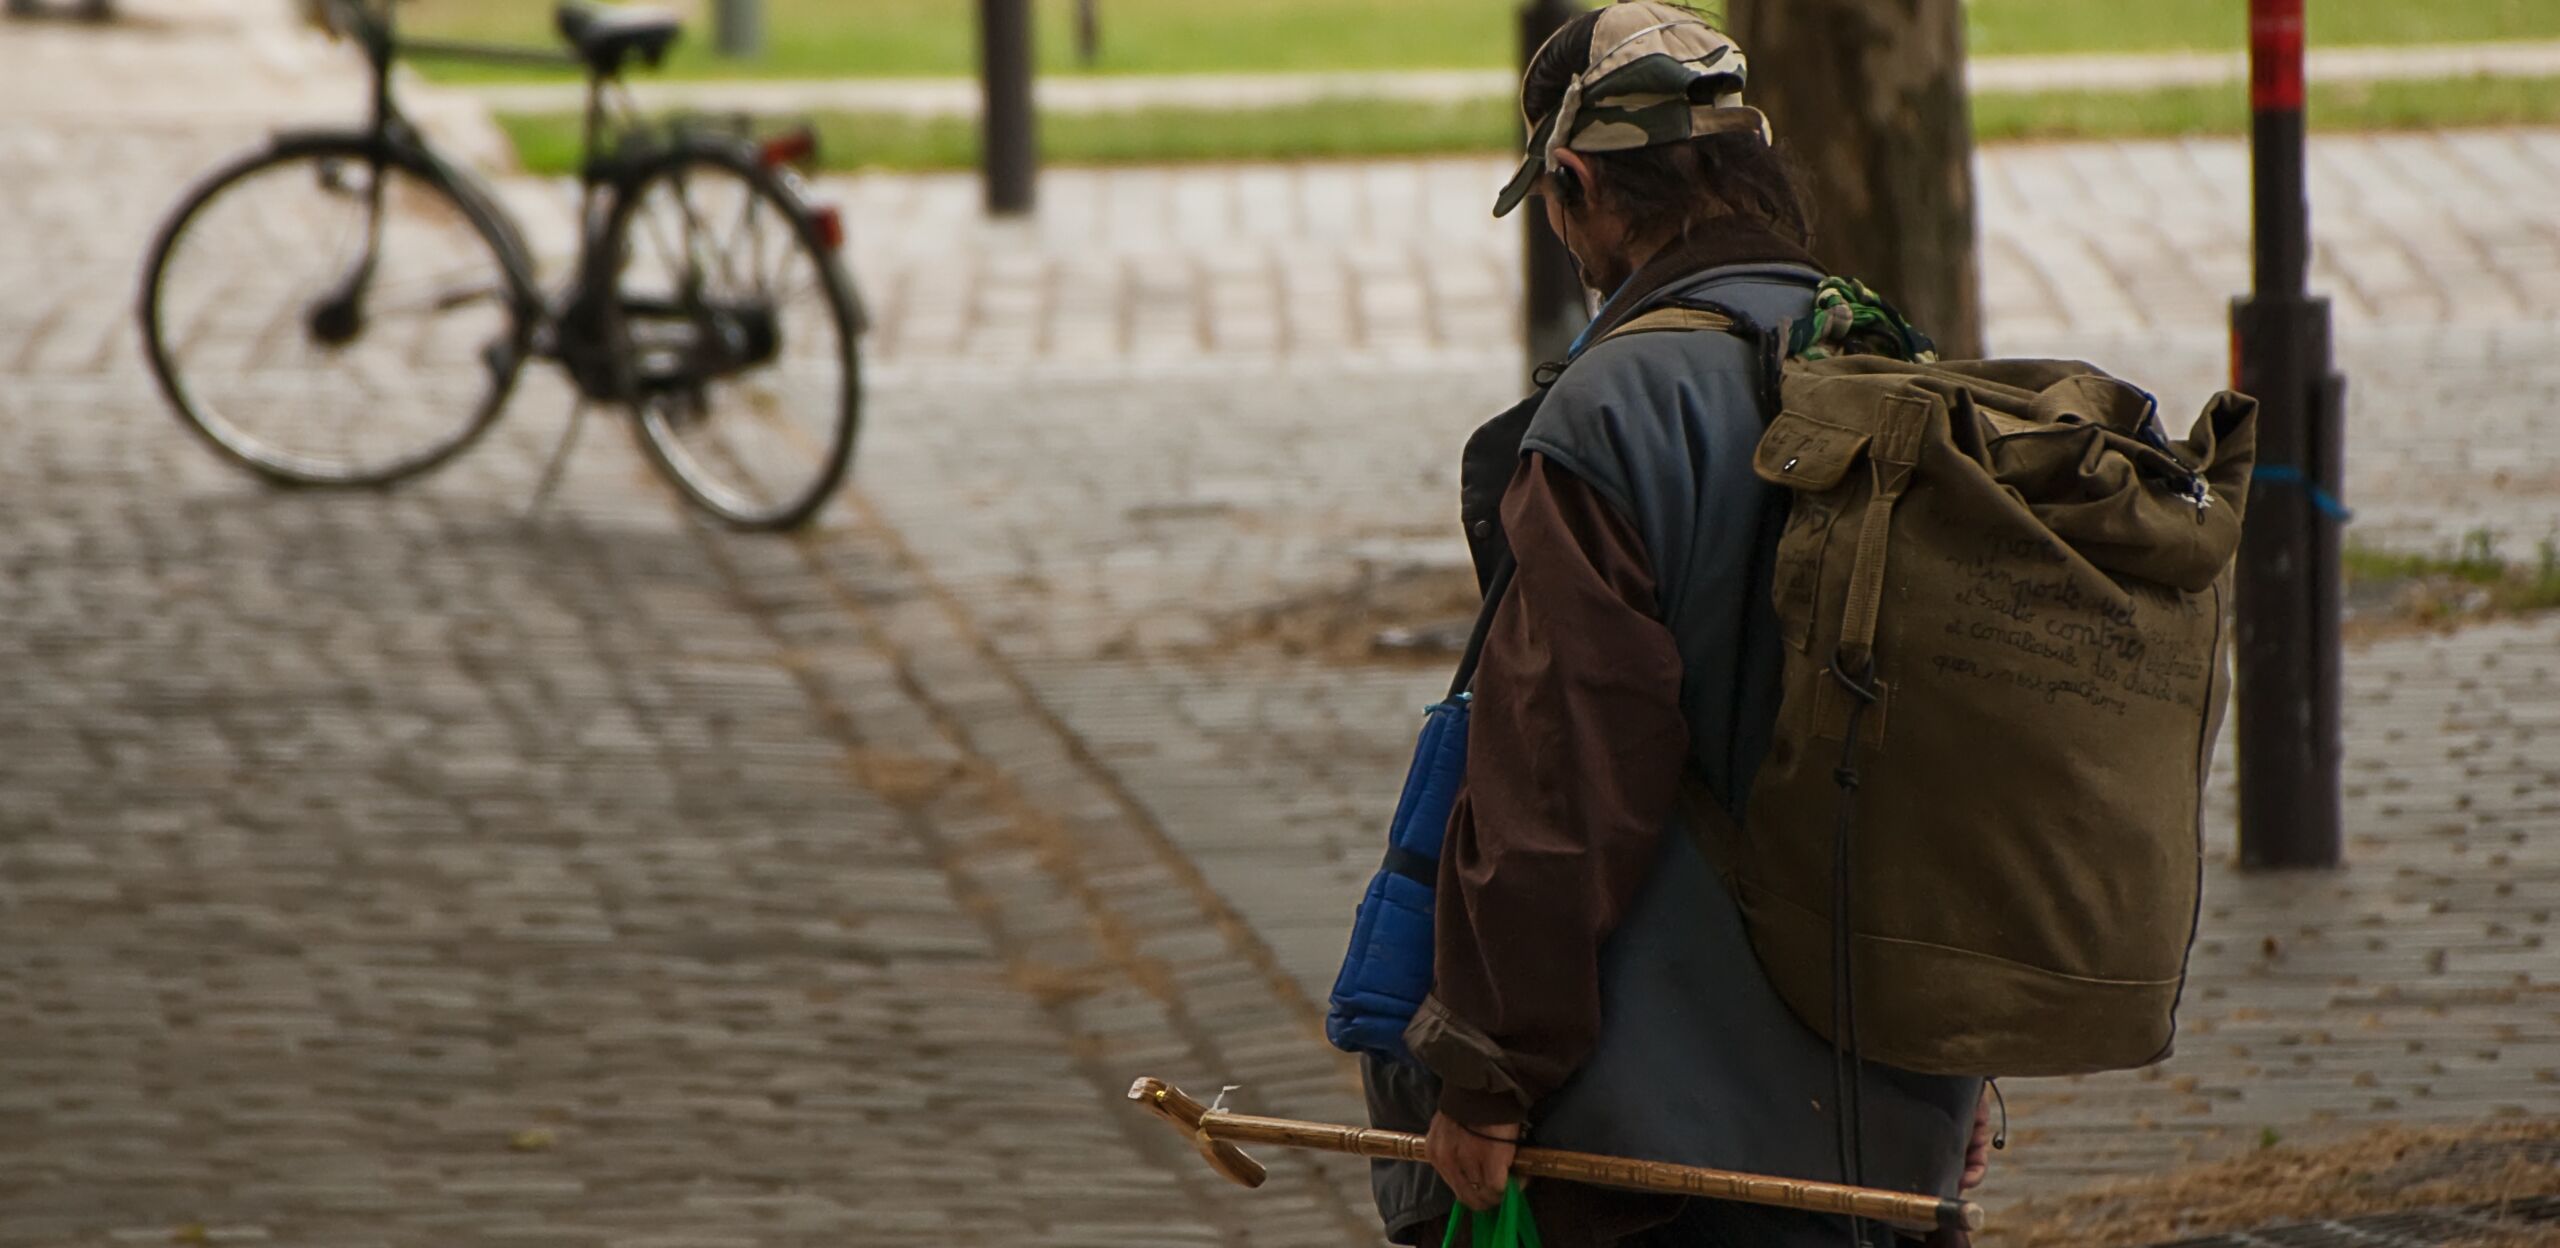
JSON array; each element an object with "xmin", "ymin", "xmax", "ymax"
[
  {"xmin": 4, "ymin": 8, "xmax": 1372, "ymax": 1246},
  {"xmin": 2161, "ymin": 1196, "xmax": 2560, "ymax": 1248},
  {"xmin": 4, "ymin": 4, "xmax": 2557, "ymax": 1246}
]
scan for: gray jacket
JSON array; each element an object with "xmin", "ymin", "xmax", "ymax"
[{"xmin": 1366, "ymin": 264, "xmax": 1979, "ymax": 1244}]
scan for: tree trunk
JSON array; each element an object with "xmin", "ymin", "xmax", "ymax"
[{"xmin": 1730, "ymin": 0, "xmax": 1983, "ymax": 358}]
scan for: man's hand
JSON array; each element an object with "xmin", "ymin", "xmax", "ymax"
[
  {"xmin": 1425, "ymin": 1113, "xmax": 1522, "ymax": 1211},
  {"xmin": 1961, "ymin": 1086, "xmax": 1995, "ymax": 1192}
]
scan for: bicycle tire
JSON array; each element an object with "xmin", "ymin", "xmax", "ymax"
[
  {"xmin": 602, "ymin": 137, "xmax": 863, "ymax": 531},
  {"xmin": 137, "ymin": 130, "xmax": 533, "ymax": 489}
]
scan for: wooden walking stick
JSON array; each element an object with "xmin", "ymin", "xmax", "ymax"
[{"xmin": 1128, "ymin": 1077, "xmax": 1984, "ymax": 1236}]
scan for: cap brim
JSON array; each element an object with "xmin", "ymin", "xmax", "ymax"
[
  {"xmin": 1493, "ymin": 111, "xmax": 1559, "ymax": 218},
  {"xmin": 1492, "ymin": 154, "xmax": 1542, "ymax": 218}
]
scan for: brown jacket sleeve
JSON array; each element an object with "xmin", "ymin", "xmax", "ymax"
[{"xmin": 1405, "ymin": 452, "xmax": 1692, "ymax": 1128}]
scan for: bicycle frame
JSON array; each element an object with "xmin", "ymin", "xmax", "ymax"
[
  {"xmin": 307, "ymin": 0, "xmax": 776, "ymax": 402},
  {"xmin": 345, "ymin": 0, "xmax": 666, "ymax": 193}
]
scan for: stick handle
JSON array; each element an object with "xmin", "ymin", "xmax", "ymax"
[{"xmin": 1199, "ymin": 1110, "xmax": 1981, "ymax": 1234}]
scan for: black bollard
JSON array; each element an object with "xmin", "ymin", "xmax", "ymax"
[
  {"xmin": 714, "ymin": 0, "xmax": 761, "ymax": 59},
  {"xmin": 980, "ymin": 0, "xmax": 1037, "ymax": 216},
  {"xmin": 1519, "ymin": 0, "xmax": 1588, "ymax": 381}
]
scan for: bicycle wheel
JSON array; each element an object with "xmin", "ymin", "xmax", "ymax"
[
  {"xmin": 604, "ymin": 139, "xmax": 862, "ymax": 530},
  {"xmin": 139, "ymin": 132, "xmax": 529, "ymax": 488}
]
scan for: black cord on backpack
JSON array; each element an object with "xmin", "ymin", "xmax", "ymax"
[
  {"xmin": 1825, "ymin": 660, "xmax": 1881, "ymax": 1247},
  {"xmin": 1698, "ymin": 300, "xmax": 1878, "ymax": 1248}
]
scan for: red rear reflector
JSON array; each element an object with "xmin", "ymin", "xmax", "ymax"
[
  {"xmin": 761, "ymin": 128, "xmax": 818, "ymax": 169},
  {"xmin": 810, "ymin": 204, "xmax": 844, "ymax": 253}
]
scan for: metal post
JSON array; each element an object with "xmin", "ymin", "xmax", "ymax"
[
  {"xmin": 1521, "ymin": 0, "xmax": 1586, "ymax": 380},
  {"xmin": 1075, "ymin": 0, "xmax": 1100, "ymax": 67},
  {"xmin": 714, "ymin": 0, "xmax": 761, "ymax": 59},
  {"xmin": 980, "ymin": 0, "xmax": 1038, "ymax": 216},
  {"xmin": 2231, "ymin": 0, "xmax": 2345, "ymax": 870}
]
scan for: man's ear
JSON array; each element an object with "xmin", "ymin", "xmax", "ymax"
[{"xmin": 1551, "ymin": 148, "xmax": 1597, "ymax": 208}]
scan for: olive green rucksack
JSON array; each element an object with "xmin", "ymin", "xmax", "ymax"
[{"xmin": 1609, "ymin": 296, "xmax": 2259, "ymax": 1080}]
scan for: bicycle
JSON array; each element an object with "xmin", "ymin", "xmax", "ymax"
[{"xmin": 138, "ymin": 0, "xmax": 865, "ymax": 530}]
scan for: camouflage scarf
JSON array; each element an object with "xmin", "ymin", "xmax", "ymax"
[{"xmin": 1786, "ymin": 277, "xmax": 1939, "ymax": 364}]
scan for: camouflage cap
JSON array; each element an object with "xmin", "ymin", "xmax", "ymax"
[{"xmin": 1493, "ymin": 2, "xmax": 1772, "ymax": 218}]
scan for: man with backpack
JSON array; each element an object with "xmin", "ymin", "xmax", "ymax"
[
  {"xmin": 1361, "ymin": 6, "xmax": 1999, "ymax": 1244},
  {"xmin": 1343, "ymin": 3, "xmax": 2252, "ymax": 1243}
]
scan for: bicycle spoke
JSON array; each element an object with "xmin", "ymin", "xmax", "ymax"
[
  {"xmin": 242, "ymin": 291, "xmax": 312, "ymax": 375},
  {"xmin": 166, "ymin": 265, "xmax": 242, "ymax": 362},
  {"xmin": 300, "ymin": 187, "xmax": 364, "ymax": 281},
  {"xmin": 363, "ymin": 274, "xmax": 508, "ymax": 320},
  {"xmin": 763, "ymin": 208, "xmax": 808, "ymax": 300},
  {"xmin": 779, "ymin": 250, "xmax": 826, "ymax": 315},
  {"xmin": 666, "ymin": 168, "xmax": 747, "ymax": 295},
  {"xmin": 636, "ymin": 189, "xmax": 697, "ymax": 292},
  {"xmin": 723, "ymin": 190, "xmax": 768, "ymax": 297},
  {"xmin": 688, "ymin": 385, "xmax": 804, "ymax": 504}
]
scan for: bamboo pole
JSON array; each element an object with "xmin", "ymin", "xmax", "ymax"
[{"xmin": 1128, "ymin": 1077, "xmax": 1982, "ymax": 1236}]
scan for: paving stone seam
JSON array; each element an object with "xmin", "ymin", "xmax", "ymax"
[
  {"xmin": 788, "ymin": 492, "xmax": 1380, "ymax": 1235},
  {"xmin": 833, "ymin": 491, "xmax": 1338, "ymax": 1044},
  {"xmin": 654, "ymin": 509, "xmax": 1284, "ymax": 1243},
  {"xmin": 656, "ymin": 487, "xmax": 1373, "ymax": 1239}
]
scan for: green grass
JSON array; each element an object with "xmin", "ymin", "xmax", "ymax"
[
  {"xmin": 402, "ymin": 0, "xmax": 2560, "ymax": 82},
  {"xmin": 498, "ymin": 96, "xmax": 1514, "ymax": 172},
  {"xmin": 401, "ymin": 0, "xmax": 1517, "ymax": 81},
  {"xmin": 1974, "ymin": 74, "xmax": 2560, "ymax": 143},
  {"xmin": 494, "ymin": 74, "xmax": 2560, "ymax": 175},
  {"xmin": 2345, "ymin": 535, "xmax": 2515, "ymax": 590},
  {"xmin": 1964, "ymin": 0, "xmax": 2558, "ymax": 58},
  {"xmin": 2346, "ymin": 531, "xmax": 2560, "ymax": 625}
]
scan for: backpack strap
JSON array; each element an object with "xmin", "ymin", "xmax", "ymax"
[
  {"xmin": 1598, "ymin": 304, "xmax": 1739, "ymax": 343},
  {"xmin": 1445, "ymin": 554, "xmax": 1517, "ymax": 701},
  {"xmin": 1835, "ymin": 400, "xmax": 1929, "ymax": 679},
  {"xmin": 1592, "ymin": 299, "xmax": 1787, "ymax": 421}
]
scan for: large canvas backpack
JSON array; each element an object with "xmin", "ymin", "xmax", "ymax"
[{"xmin": 1608, "ymin": 298, "xmax": 2259, "ymax": 1079}]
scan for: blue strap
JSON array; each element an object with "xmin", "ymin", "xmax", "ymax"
[
  {"xmin": 1562, "ymin": 274, "xmax": 1629, "ymax": 359},
  {"xmin": 2252, "ymin": 464, "xmax": 2354, "ymax": 523}
]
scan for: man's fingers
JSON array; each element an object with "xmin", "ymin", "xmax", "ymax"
[
  {"xmin": 1426, "ymin": 1125, "xmax": 1491, "ymax": 1210},
  {"xmin": 1422, "ymin": 1113, "xmax": 1520, "ymax": 1211}
]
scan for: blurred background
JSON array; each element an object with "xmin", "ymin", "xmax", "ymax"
[{"xmin": 1, "ymin": 0, "xmax": 2556, "ymax": 1244}]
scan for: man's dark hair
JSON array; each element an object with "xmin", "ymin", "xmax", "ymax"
[{"xmin": 1521, "ymin": 6, "xmax": 1815, "ymax": 250}]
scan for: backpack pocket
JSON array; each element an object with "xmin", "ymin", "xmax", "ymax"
[{"xmin": 1756, "ymin": 410, "xmax": 1869, "ymax": 653}]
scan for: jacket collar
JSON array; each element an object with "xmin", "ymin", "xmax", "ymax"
[{"xmin": 1572, "ymin": 227, "xmax": 1823, "ymax": 357}]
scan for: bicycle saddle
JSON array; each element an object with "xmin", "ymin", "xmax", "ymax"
[{"xmin": 556, "ymin": 1, "xmax": 682, "ymax": 76}]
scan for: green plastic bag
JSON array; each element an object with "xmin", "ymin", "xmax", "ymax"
[{"xmin": 1441, "ymin": 1182, "xmax": 1542, "ymax": 1248}]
